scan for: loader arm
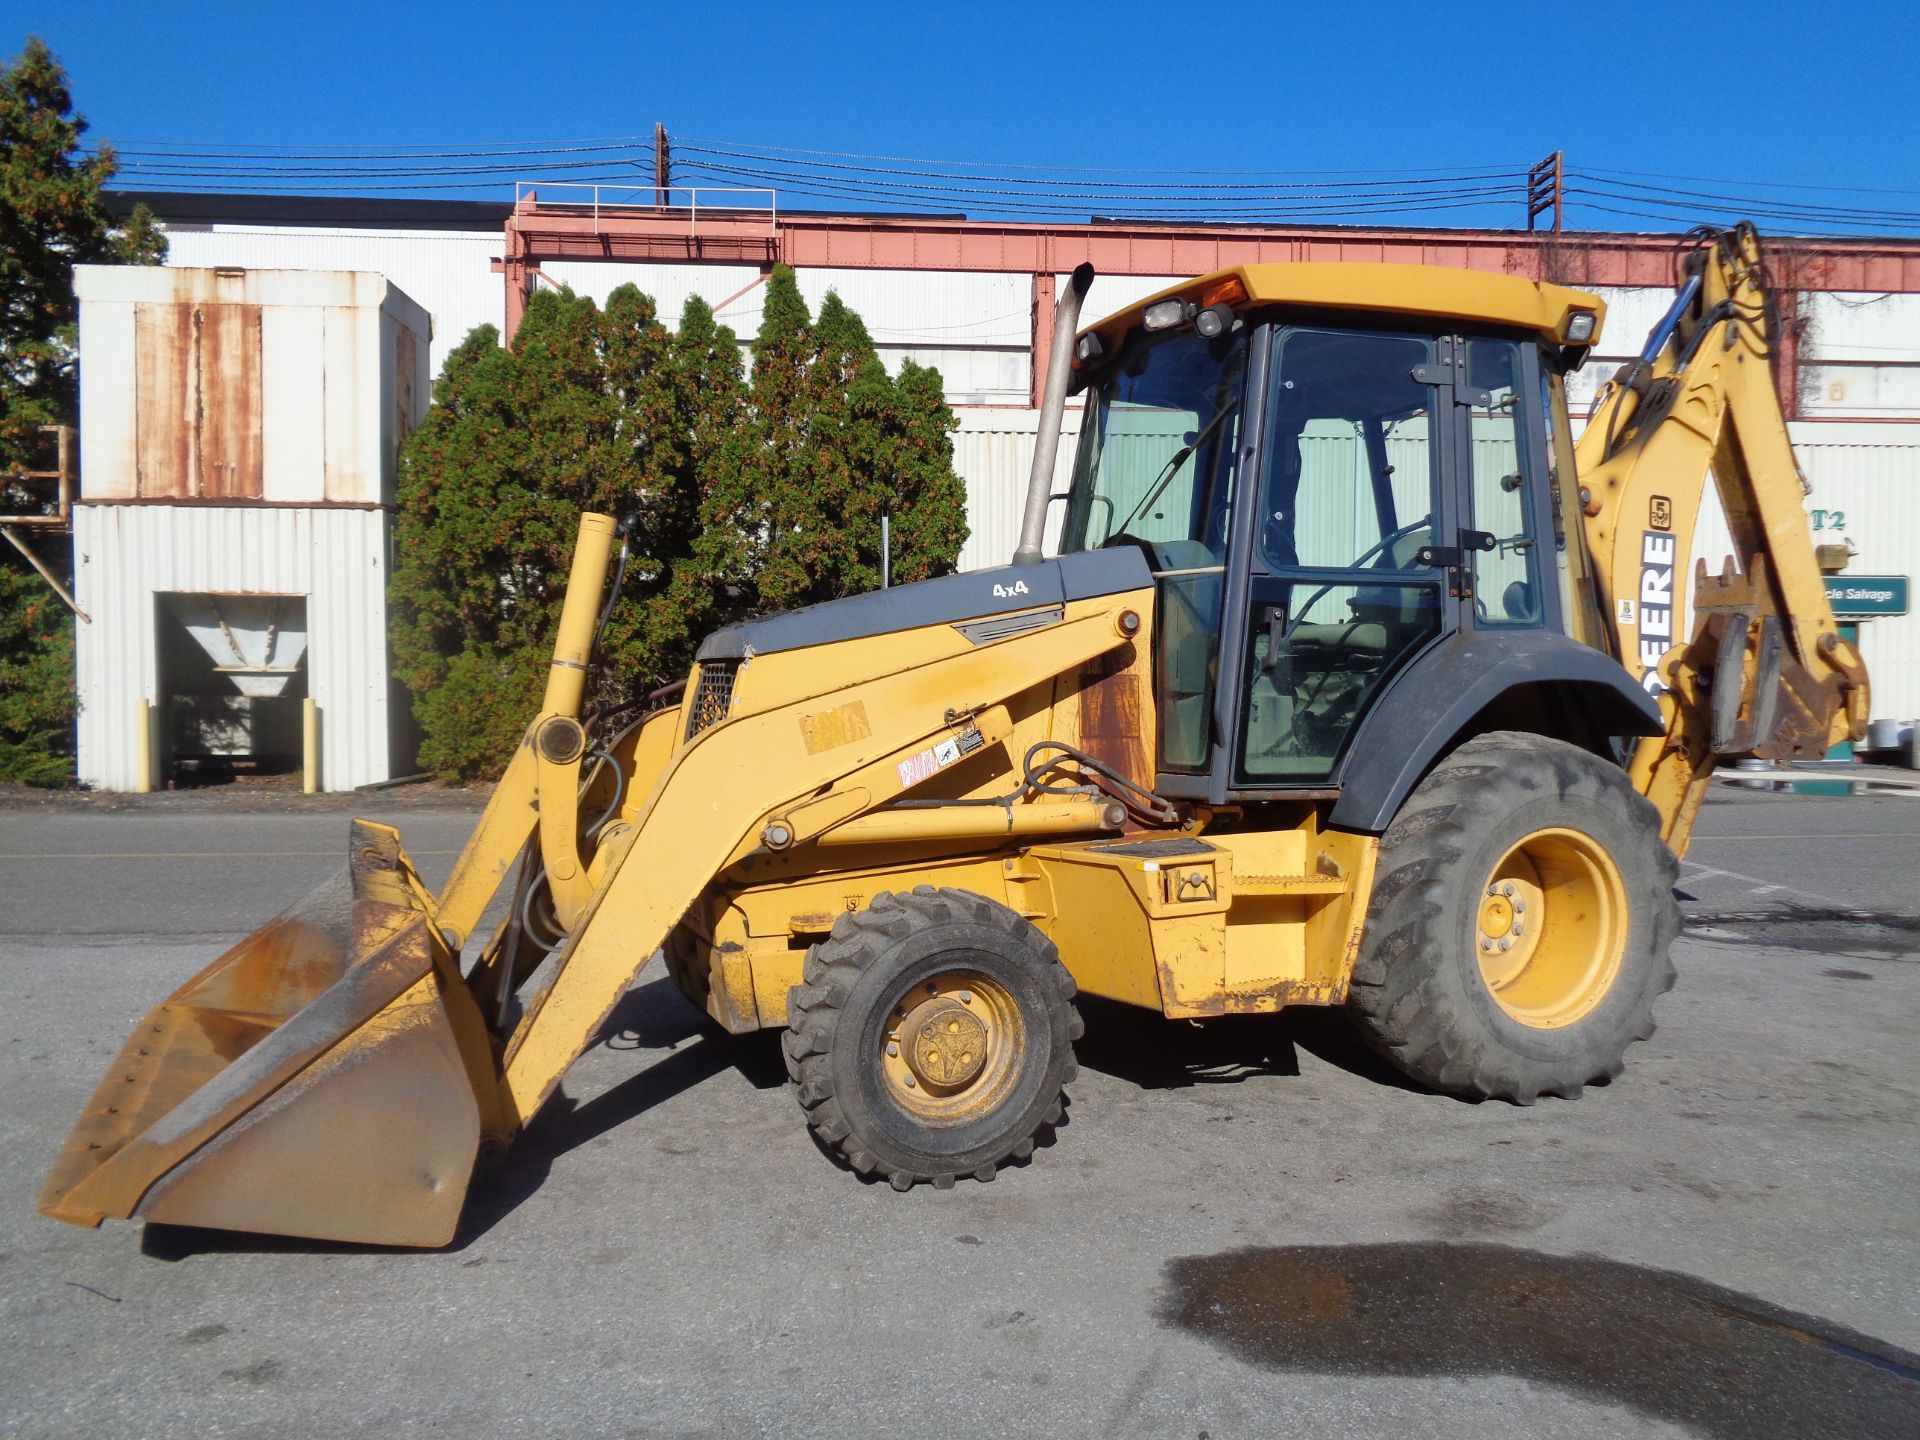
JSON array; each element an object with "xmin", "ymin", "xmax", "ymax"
[
  {"xmin": 1572, "ymin": 224, "xmax": 1868, "ymax": 856},
  {"xmin": 495, "ymin": 593, "xmax": 1146, "ymax": 1124}
]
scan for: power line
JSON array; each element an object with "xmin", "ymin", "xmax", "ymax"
[
  {"xmin": 1568, "ymin": 175, "xmax": 1920, "ymax": 226},
  {"xmin": 1583, "ymin": 164, "xmax": 1920, "ymax": 199},
  {"xmin": 83, "ymin": 129, "xmax": 1920, "ymax": 235},
  {"xmin": 675, "ymin": 142, "xmax": 1527, "ymax": 193},
  {"xmin": 675, "ymin": 163, "xmax": 1523, "ymax": 221},
  {"xmin": 100, "ymin": 134, "xmax": 653, "ymax": 156},
  {"xmin": 678, "ymin": 135, "xmax": 1529, "ymax": 179}
]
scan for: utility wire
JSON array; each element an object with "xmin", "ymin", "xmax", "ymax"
[
  {"xmin": 87, "ymin": 130, "xmax": 1920, "ymax": 235},
  {"xmin": 1583, "ymin": 163, "xmax": 1920, "ymax": 198},
  {"xmin": 675, "ymin": 142, "xmax": 1528, "ymax": 193},
  {"xmin": 678, "ymin": 135, "xmax": 1530, "ymax": 178}
]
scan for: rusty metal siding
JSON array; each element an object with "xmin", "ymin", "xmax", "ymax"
[
  {"xmin": 72, "ymin": 504, "xmax": 395, "ymax": 791},
  {"xmin": 78, "ymin": 266, "xmax": 429, "ymax": 509},
  {"xmin": 160, "ymin": 224, "xmax": 497, "ymax": 374},
  {"xmin": 132, "ymin": 301, "xmax": 264, "ymax": 499}
]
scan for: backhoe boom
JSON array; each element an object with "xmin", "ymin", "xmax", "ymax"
[{"xmin": 1574, "ymin": 224, "xmax": 1868, "ymax": 854}]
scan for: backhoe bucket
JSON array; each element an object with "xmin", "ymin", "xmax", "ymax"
[{"xmin": 39, "ymin": 821, "xmax": 495, "ymax": 1248}]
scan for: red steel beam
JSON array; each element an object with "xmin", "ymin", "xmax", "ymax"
[
  {"xmin": 500, "ymin": 202, "xmax": 1920, "ymax": 418},
  {"xmin": 505, "ymin": 204, "xmax": 1920, "ymax": 289}
]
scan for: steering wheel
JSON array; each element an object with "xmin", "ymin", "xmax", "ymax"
[{"xmin": 1282, "ymin": 514, "xmax": 1432, "ymax": 636}]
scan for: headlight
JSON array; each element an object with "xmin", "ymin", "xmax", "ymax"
[
  {"xmin": 1143, "ymin": 298, "xmax": 1189, "ymax": 331},
  {"xmin": 1194, "ymin": 303, "xmax": 1234, "ymax": 339}
]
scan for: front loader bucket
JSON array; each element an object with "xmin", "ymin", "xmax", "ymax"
[{"xmin": 40, "ymin": 821, "xmax": 494, "ymax": 1248}]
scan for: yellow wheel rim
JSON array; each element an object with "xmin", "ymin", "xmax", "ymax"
[
  {"xmin": 1475, "ymin": 827, "xmax": 1628, "ymax": 1029},
  {"xmin": 880, "ymin": 969, "xmax": 1026, "ymax": 1123}
]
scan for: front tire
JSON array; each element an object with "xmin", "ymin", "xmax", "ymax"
[
  {"xmin": 782, "ymin": 887, "xmax": 1082, "ymax": 1191},
  {"xmin": 1346, "ymin": 731, "xmax": 1679, "ymax": 1104}
]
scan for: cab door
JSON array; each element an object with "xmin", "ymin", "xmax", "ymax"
[
  {"xmin": 1455, "ymin": 335, "xmax": 1558, "ymax": 635},
  {"xmin": 1222, "ymin": 325, "xmax": 1460, "ymax": 797}
]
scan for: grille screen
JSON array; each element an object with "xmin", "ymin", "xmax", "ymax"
[{"xmin": 684, "ymin": 660, "xmax": 738, "ymax": 740}]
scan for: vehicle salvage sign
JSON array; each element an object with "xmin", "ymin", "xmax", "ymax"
[{"xmin": 1824, "ymin": 576, "xmax": 1909, "ymax": 618}]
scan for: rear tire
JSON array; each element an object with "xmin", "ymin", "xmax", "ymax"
[
  {"xmin": 1346, "ymin": 731, "xmax": 1679, "ymax": 1104},
  {"xmin": 782, "ymin": 886, "xmax": 1082, "ymax": 1191}
]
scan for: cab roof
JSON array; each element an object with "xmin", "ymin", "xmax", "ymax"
[{"xmin": 1079, "ymin": 263, "xmax": 1606, "ymax": 350}]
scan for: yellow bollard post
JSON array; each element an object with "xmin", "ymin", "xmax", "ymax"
[
  {"xmin": 133, "ymin": 699, "xmax": 152, "ymax": 794},
  {"xmin": 302, "ymin": 698, "xmax": 320, "ymax": 794}
]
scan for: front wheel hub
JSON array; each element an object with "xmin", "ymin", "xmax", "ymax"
[
  {"xmin": 899, "ymin": 998, "xmax": 989, "ymax": 1090},
  {"xmin": 880, "ymin": 969, "xmax": 1024, "ymax": 1121}
]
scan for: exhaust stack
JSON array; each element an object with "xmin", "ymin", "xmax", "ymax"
[{"xmin": 1012, "ymin": 262, "xmax": 1095, "ymax": 566}]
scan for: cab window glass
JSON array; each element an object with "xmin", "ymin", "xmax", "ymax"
[
  {"xmin": 1262, "ymin": 329, "xmax": 1437, "ymax": 573},
  {"xmin": 1464, "ymin": 338, "xmax": 1544, "ymax": 627}
]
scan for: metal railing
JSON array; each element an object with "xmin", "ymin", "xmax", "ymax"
[{"xmin": 513, "ymin": 182, "xmax": 778, "ymax": 236}]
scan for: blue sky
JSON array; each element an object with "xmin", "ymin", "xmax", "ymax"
[{"xmin": 25, "ymin": 1, "xmax": 1920, "ymax": 233}]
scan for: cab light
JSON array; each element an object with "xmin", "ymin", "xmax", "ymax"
[
  {"xmin": 1143, "ymin": 298, "xmax": 1189, "ymax": 331},
  {"xmin": 1076, "ymin": 332, "xmax": 1106, "ymax": 364},
  {"xmin": 1199, "ymin": 277, "xmax": 1247, "ymax": 308},
  {"xmin": 1564, "ymin": 310, "xmax": 1597, "ymax": 344},
  {"xmin": 1194, "ymin": 303, "xmax": 1234, "ymax": 339}
]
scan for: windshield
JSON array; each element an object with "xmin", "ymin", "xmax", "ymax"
[{"xmin": 1059, "ymin": 326, "xmax": 1248, "ymax": 563}]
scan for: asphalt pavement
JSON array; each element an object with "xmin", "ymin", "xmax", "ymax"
[{"xmin": 1, "ymin": 785, "xmax": 1916, "ymax": 1438}]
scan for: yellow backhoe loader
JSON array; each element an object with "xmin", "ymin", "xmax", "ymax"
[{"xmin": 42, "ymin": 224, "xmax": 1866, "ymax": 1246}]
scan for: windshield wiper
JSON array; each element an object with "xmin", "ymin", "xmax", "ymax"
[{"xmin": 1110, "ymin": 398, "xmax": 1240, "ymax": 539}]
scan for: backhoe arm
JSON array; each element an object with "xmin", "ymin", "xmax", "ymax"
[{"xmin": 1574, "ymin": 224, "xmax": 1869, "ymax": 856}]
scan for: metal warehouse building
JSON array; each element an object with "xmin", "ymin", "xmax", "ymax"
[{"xmin": 79, "ymin": 188, "xmax": 1920, "ymax": 788}]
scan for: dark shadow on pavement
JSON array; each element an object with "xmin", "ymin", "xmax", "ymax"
[
  {"xmin": 1073, "ymin": 995, "xmax": 1301, "ymax": 1089},
  {"xmin": 1073, "ymin": 995, "xmax": 1436, "ymax": 1097},
  {"xmin": 141, "ymin": 977, "xmax": 786, "ymax": 1259}
]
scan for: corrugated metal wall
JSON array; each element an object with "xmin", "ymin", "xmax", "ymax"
[
  {"xmin": 950, "ymin": 408, "xmax": 1081, "ymax": 570},
  {"xmin": 1793, "ymin": 423, "xmax": 1919, "ymax": 724},
  {"xmin": 73, "ymin": 505, "xmax": 394, "ymax": 791},
  {"xmin": 1634, "ymin": 422, "xmax": 1917, "ymax": 729}
]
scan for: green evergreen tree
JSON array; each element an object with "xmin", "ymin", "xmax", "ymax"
[
  {"xmin": 392, "ymin": 270, "xmax": 967, "ymax": 781},
  {"xmin": 882, "ymin": 359, "xmax": 969, "ymax": 583},
  {"xmin": 0, "ymin": 36, "xmax": 165, "ymax": 785},
  {"xmin": 649, "ymin": 294, "xmax": 751, "ymax": 657}
]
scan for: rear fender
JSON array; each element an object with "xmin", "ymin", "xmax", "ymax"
[{"xmin": 1328, "ymin": 629, "xmax": 1663, "ymax": 834}]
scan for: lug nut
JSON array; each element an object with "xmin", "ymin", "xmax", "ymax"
[
  {"xmin": 958, "ymin": 990, "xmax": 973, "ymax": 1004},
  {"xmin": 1512, "ymin": 923, "xmax": 1525, "ymax": 937},
  {"xmin": 1480, "ymin": 937, "xmax": 1494, "ymax": 952},
  {"xmin": 1499, "ymin": 937, "xmax": 1512, "ymax": 951},
  {"xmin": 903, "ymin": 1075, "xmax": 917, "ymax": 1088},
  {"xmin": 887, "ymin": 1042, "xmax": 899, "ymax": 1057},
  {"xmin": 1501, "ymin": 883, "xmax": 1516, "ymax": 897},
  {"xmin": 1514, "ymin": 899, "xmax": 1526, "ymax": 913}
]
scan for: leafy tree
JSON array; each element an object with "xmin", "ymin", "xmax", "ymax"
[
  {"xmin": 0, "ymin": 36, "xmax": 165, "ymax": 784},
  {"xmin": 391, "ymin": 269, "xmax": 969, "ymax": 780}
]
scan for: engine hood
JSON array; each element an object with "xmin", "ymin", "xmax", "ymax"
[{"xmin": 694, "ymin": 548, "xmax": 1152, "ymax": 662}]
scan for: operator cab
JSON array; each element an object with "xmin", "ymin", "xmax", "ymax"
[{"xmin": 1058, "ymin": 264, "xmax": 1602, "ymax": 805}]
